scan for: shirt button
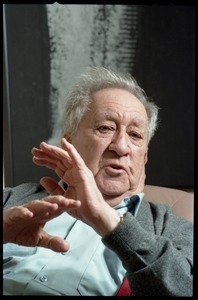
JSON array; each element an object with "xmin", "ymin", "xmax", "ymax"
[{"xmin": 39, "ymin": 275, "xmax": 48, "ymax": 283}]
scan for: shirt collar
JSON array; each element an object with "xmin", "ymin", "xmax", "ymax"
[
  {"xmin": 114, "ymin": 193, "xmax": 144, "ymax": 217},
  {"xmin": 59, "ymin": 180, "xmax": 143, "ymax": 217}
]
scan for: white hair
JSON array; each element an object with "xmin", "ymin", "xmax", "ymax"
[{"xmin": 63, "ymin": 66, "xmax": 159, "ymax": 143}]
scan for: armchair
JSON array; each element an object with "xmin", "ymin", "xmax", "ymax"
[{"xmin": 143, "ymin": 185, "xmax": 194, "ymax": 223}]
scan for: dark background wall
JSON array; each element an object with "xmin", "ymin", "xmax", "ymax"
[
  {"xmin": 133, "ymin": 5, "xmax": 195, "ymax": 187},
  {"xmin": 3, "ymin": 4, "xmax": 195, "ymax": 188},
  {"xmin": 3, "ymin": 4, "xmax": 57, "ymax": 186}
]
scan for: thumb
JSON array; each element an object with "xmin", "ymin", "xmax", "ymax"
[
  {"xmin": 39, "ymin": 232, "xmax": 70, "ymax": 252},
  {"xmin": 40, "ymin": 177, "xmax": 65, "ymax": 196},
  {"xmin": 65, "ymin": 186, "xmax": 76, "ymax": 200}
]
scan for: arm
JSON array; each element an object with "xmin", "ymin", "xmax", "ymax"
[
  {"xmin": 103, "ymin": 205, "xmax": 193, "ymax": 296},
  {"xmin": 32, "ymin": 138, "xmax": 193, "ymax": 296}
]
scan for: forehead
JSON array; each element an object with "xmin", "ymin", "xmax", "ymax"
[{"xmin": 88, "ymin": 88, "xmax": 148, "ymax": 125}]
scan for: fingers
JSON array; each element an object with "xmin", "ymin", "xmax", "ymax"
[
  {"xmin": 4, "ymin": 196, "xmax": 81, "ymax": 229},
  {"xmin": 33, "ymin": 157, "xmax": 57, "ymax": 170},
  {"xmin": 65, "ymin": 186, "xmax": 77, "ymax": 200},
  {"xmin": 32, "ymin": 138, "xmax": 86, "ymax": 172},
  {"xmin": 40, "ymin": 177, "xmax": 65, "ymax": 196},
  {"xmin": 32, "ymin": 147, "xmax": 57, "ymax": 163},
  {"xmin": 38, "ymin": 233, "xmax": 70, "ymax": 252},
  {"xmin": 4, "ymin": 206, "xmax": 34, "ymax": 224},
  {"xmin": 40, "ymin": 142, "xmax": 72, "ymax": 166},
  {"xmin": 32, "ymin": 143, "xmax": 73, "ymax": 178},
  {"xmin": 33, "ymin": 139, "xmax": 93, "ymax": 195},
  {"xmin": 19, "ymin": 195, "xmax": 80, "ymax": 215},
  {"xmin": 32, "ymin": 148, "xmax": 66, "ymax": 171},
  {"xmin": 42, "ymin": 195, "xmax": 81, "ymax": 211},
  {"xmin": 41, "ymin": 176, "xmax": 77, "ymax": 201},
  {"xmin": 61, "ymin": 138, "xmax": 86, "ymax": 169}
]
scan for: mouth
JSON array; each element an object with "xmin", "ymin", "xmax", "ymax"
[
  {"xmin": 104, "ymin": 164, "xmax": 127, "ymax": 176},
  {"xmin": 110, "ymin": 164, "xmax": 125, "ymax": 171}
]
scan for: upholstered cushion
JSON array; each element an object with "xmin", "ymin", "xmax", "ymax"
[{"xmin": 143, "ymin": 185, "xmax": 194, "ymax": 223}]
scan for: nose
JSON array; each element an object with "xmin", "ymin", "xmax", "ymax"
[{"xmin": 108, "ymin": 130, "xmax": 130, "ymax": 156}]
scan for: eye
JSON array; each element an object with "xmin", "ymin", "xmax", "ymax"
[
  {"xmin": 129, "ymin": 132, "xmax": 142, "ymax": 140},
  {"xmin": 98, "ymin": 126, "xmax": 114, "ymax": 132}
]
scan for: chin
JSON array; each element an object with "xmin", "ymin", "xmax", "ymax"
[
  {"xmin": 100, "ymin": 188, "xmax": 128, "ymax": 206},
  {"xmin": 104, "ymin": 196, "xmax": 125, "ymax": 207},
  {"xmin": 100, "ymin": 183, "xmax": 126, "ymax": 192},
  {"xmin": 96, "ymin": 175, "xmax": 130, "ymax": 199}
]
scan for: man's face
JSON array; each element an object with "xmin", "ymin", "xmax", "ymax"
[{"xmin": 66, "ymin": 88, "xmax": 148, "ymax": 205}]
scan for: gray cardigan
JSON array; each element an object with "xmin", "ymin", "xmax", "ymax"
[{"xmin": 3, "ymin": 183, "xmax": 193, "ymax": 296}]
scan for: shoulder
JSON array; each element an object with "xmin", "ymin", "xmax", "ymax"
[
  {"xmin": 137, "ymin": 199, "xmax": 193, "ymax": 236},
  {"xmin": 3, "ymin": 183, "xmax": 48, "ymax": 209},
  {"xmin": 138, "ymin": 199, "xmax": 170, "ymax": 218}
]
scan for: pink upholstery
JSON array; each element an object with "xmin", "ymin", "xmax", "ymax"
[{"xmin": 143, "ymin": 185, "xmax": 194, "ymax": 223}]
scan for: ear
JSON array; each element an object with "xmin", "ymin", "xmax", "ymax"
[{"xmin": 63, "ymin": 133, "xmax": 72, "ymax": 143}]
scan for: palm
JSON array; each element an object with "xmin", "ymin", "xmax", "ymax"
[{"xmin": 32, "ymin": 138, "xmax": 109, "ymax": 227}]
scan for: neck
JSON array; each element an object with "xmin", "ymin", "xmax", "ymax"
[{"xmin": 103, "ymin": 190, "xmax": 142, "ymax": 208}]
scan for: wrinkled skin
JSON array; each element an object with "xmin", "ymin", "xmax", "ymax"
[{"xmin": 4, "ymin": 88, "xmax": 149, "ymax": 249}]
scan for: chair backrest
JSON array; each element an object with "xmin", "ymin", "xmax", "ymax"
[{"xmin": 143, "ymin": 185, "xmax": 194, "ymax": 223}]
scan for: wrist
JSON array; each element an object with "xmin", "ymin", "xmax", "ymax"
[
  {"xmin": 119, "ymin": 213, "xmax": 127, "ymax": 223},
  {"xmin": 96, "ymin": 210, "xmax": 124, "ymax": 237}
]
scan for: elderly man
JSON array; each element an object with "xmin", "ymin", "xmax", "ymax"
[{"xmin": 3, "ymin": 67, "xmax": 193, "ymax": 296}]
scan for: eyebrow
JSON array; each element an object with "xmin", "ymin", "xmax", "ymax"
[{"xmin": 95, "ymin": 111, "xmax": 147, "ymax": 127}]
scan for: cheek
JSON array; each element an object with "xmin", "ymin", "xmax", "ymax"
[
  {"xmin": 84, "ymin": 149, "xmax": 104, "ymax": 175},
  {"xmin": 129, "ymin": 149, "xmax": 147, "ymax": 174},
  {"xmin": 73, "ymin": 138, "xmax": 105, "ymax": 174}
]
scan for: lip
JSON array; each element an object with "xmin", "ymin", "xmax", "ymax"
[
  {"xmin": 109, "ymin": 164, "xmax": 126, "ymax": 171},
  {"xmin": 104, "ymin": 163, "xmax": 127, "ymax": 175}
]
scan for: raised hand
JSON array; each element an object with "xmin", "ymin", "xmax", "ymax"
[
  {"xmin": 3, "ymin": 195, "xmax": 81, "ymax": 252},
  {"xmin": 32, "ymin": 138, "xmax": 120, "ymax": 236}
]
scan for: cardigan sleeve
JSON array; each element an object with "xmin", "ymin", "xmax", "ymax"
[{"xmin": 102, "ymin": 201, "xmax": 193, "ymax": 296}]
